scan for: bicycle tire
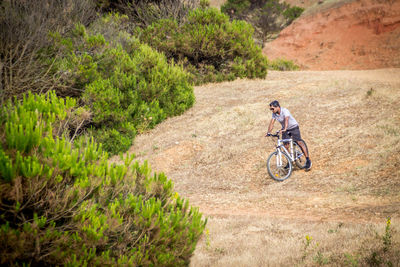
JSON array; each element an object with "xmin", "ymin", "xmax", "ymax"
[
  {"xmin": 267, "ymin": 151, "xmax": 293, "ymax": 181},
  {"xmin": 294, "ymin": 140, "xmax": 308, "ymax": 169},
  {"xmin": 294, "ymin": 143, "xmax": 306, "ymax": 169}
]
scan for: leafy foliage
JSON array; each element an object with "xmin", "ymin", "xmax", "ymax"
[
  {"xmin": 138, "ymin": 7, "xmax": 268, "ymax": 84},
  {"xmin": 0, "ymin": 91, "xmax": 206, "ymax": 266},
  {"xmin": 221, "ymin": 0, "xmax": 252, "ymax": 17},
  {"xmin": 268, "ymin": 58, "xmax": 299, "ymax": 71},
  {"xmin": 51, "ymin": 15, "xmax": 194, "ymax": 154},
  {"xmin": 221, "ymin": 0, "xmax": 304, "ymax": 45},
  {"xmin": 283, "ymin": 5, "xmax": 304, "ymax": 21}
]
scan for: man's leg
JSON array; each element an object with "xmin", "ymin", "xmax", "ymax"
[
  {"xmin": 284, "ymin": 143, "xmax": 290, "ymax": 152},
  {"xmin": 296, "ymin": 140, "xmax": 309, "ymax": 158},
  {"xmin": 296, "ymin": 140, "xmax": 311, "ymax": 170},
  {"xmin": 290, "ymin": 127, "xmax": 312, "ymax": 170}
]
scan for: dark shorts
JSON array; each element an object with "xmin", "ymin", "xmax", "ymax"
[{"xmin": 282, "ymin": 126, "xmax": 302, "ymax": 142}]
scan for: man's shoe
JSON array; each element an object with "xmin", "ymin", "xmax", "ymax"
[{"xmin": 305, "ymin": 160, "xmax": 312, "ymax": 171}]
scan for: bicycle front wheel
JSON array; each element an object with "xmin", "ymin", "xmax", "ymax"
[{"xmin": 267, "ymin": 151, "xmax": 293, "ymax": 181}]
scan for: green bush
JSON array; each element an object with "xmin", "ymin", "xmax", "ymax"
[
  {"xmin": 221, "ymin": 0, "xmax": 304, "ymax": 44},
  {"xmin": 220, "ymin": 0, "xmax": 251, "ymax": 17},
  {"xmin": 283, "ymin": 6, "xmax": 305, "ymax": 22},
  {"xmin": 138, "ymin": 7, "xmax": 268, "ymax": 84},
  {"xmin": 51, "ymin": 15, "xmax": 194, "ymax": 154},
  {"xmin": 268, "ymin": 58, "xmax": 299, "ymax": 71},
  {"xmin": 0, "ymin": 91, "xmax": 206, "ymax": 266},
  {"xmin": 90, "ymin": 122, "xmax": 137, "ymax": 155}
]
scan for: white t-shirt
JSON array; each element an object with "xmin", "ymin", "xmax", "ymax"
[{"xmin": 272, "ymin": 107, "xmax": 299, "ymax": 129}]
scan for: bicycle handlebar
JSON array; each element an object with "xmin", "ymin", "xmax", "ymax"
[
  {"xmin": 265, "ymin": 130, "xmax": 279, "ymax": 138},
  {"xmin": 265, "ymin": 130, "xmax": 292, "ymax": 138}
]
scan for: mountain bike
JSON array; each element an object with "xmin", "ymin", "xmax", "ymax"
[{"xmin": 266, "ymin": 131, "xmax": 308, "ymax": 181}]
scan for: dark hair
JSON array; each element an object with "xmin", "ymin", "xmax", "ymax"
[{"xmin": 269, "ymin": 100, "xmax": 280, "ymax": 107}]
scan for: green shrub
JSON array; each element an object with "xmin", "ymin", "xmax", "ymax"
[
  {"xmin": 0, "ymin": 91, "xmax": 206, "ymax": 265},
  {"xmin": 268, "ymin": 58, "xmax": 299, "ymax": 71},
  {"xmin": 283, "ymin": 6, "xmax": 305, "ymax": 22},
  {"xmin": 220, "ymin": 0, "xmax": 251, "ymax": 17},
  {"xmin": 90, "ymin": 122, "xmax": 137, "ymax": 155},
  {"xmin": 138, "ymin": 7, "xmax": 268, "ymax": 84},
  {"xmin": 51, "ymin": 15, "xmax": 194, "ymax": 154},
  {"xmin": 221, "ymin": 0, "xmax": 304, "ymax": 44}
]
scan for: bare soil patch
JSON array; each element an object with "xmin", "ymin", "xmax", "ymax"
[
  {"xmin": 113, "ymin": 69, "xmax": 400, "ymax": 265},
  {"xmin": 263, "ymin": 0, "xmax": 400, "ymax": 70}
]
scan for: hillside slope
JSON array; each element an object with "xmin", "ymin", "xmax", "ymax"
[
  {"xmin": 263, "ymin": 0, "xmax": 400, "ymax": 70},
  {"xmin": 114, "ymin": 69, "xmax": 400, "ymax": 265}
]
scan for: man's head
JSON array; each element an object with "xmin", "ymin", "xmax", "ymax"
[{"xmin": 269, "ymin": 100, "xmax": 280, "ymax": 113}]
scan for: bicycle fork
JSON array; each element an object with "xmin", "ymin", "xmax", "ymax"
[
  {"xmin": 276, "ymin": 149, "xmax": 283, "ymax": 167},
  {"xmin": 289, "ymin": 140, "xmax": 294, "ymax": 161},
  {"xmin": 276, "ymin": 140, "xmax": 283, "ymax": 167}
]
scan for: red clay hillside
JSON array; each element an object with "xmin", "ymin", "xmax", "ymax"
[{"xmin": 263, "ymin": 0, "xmax": 400, "ymax": 70}]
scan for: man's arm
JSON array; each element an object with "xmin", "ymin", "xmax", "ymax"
[
  {"xmin": 267, "ymin": 118, "xmax": 275, "ymax": 134},
  {"xmin": 283, "ymin": 116, "xmax": 289, "ymax": 131}
]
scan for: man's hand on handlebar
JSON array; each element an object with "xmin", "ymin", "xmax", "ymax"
[{"xmin": 265, "ymin": 131, "xmax": 281, "ymax": 137}]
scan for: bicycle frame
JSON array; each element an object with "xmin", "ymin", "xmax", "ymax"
[
  {"xmin": 266, "ymin": 132, "xmax": 306, "ymax": 181},
  {"xmin": 275, "ymin": 138, "xmax": 303, "ymax": 163},
  {"xmin": 276, "ymin": 138, "xmax": 294, "ymax": 161}
]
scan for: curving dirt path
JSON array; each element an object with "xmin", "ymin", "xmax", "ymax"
[{"xmin": 114, "ymin": 69, "xmax": 400, "ymax": 265}]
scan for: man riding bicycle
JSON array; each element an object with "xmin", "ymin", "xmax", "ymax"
[{"xmin": 266, "ymin": 100, "xmax": 312, "ymax": 171}]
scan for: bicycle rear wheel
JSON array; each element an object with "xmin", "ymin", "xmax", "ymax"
[
  {"xmin": 294, "ymin": 140, "xmax": 308, "ymax": 169},
  {"xmin": 267, "ymin": 151, "xmax": 293, "ymax": 181}
]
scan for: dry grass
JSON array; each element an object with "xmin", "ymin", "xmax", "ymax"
[
  {"xmin": 195, "ymin": 217, "xmax": 400, "ymax": 266},
  {"xmin": 302, "ymin": 0, "xmax": 354, "ymax": 16},
  {"xmin": 113, "ymin": 69, "xmax": 400, "ymax": 265},
  {"xmin": 208, "ymin": 0, "xmax": 226, "ymax": 8}
]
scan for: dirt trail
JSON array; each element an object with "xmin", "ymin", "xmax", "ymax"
[{"xmin": 116, "ymin": 69, "xmax": 400, "ymax": 265}]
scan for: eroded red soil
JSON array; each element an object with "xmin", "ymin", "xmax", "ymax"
[{"xmin": 263, "ymin": 0, "xmax": 400, "ymax": 70}]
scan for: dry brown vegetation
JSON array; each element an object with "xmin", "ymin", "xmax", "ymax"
[
  {"xmin": 112, "ymin": 69, "xmax": 400, "ymax": 265},
  {"xmin": 0, "ymin": 0, "xmax": 97, "ymax": 102},
  {"xmin": 208, "ymin": 0, "xmax": 226, "ymax": 8}
]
